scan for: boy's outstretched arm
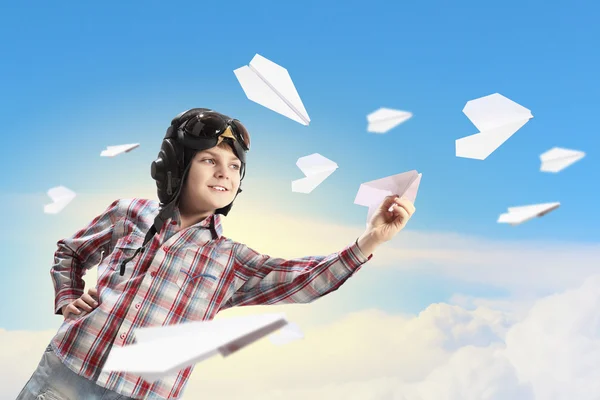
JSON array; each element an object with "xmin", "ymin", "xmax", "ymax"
[
  {"xmin": 221, "ymin": 195, "xmax": 415, "ymax": 309},
  {"xmin": 51, "ymin": 199, "xmax": 122, "ymax": 316},
  {"xmin": 221, "ymin": 238, "xmax": 371, "ymax": 309}
]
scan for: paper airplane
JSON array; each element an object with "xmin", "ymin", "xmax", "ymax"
[
  {"xmin": 291, "ymin": 153, "xmax": 338, "ymax": 193},
  {"xmin": 497, "ymin": 202, "xmax": 560, "ymax": 226},
  {"xmin": 456, "ymin": 93, "xmax": 533, "ymax": 160},
  {"xmin": 367, "ymin": 108, "xmax": 413, "ymax": 133},
  {"xmin": 102, "ymin": 313, "xmax": 294, "ymax": 382},
  {"xmin": 354, "ymin": 170, "xmax": 422, "ymax": 223},
  {"xmin": 234, "ymin": 54, "xmax": 310, "ymax": 125},
  {"xmin": 100, "ymin": 143, "xmax": 140, "ymax": 157},
  {"xmin": 539, "ymin": 147, "xmax": 585, "ymax": 173},
  {"xmin": 44, "ymin": 186, "xmax": 76, "ymax": 214},
  {"xmin": 269, "ymin": 321, "xmax": 304, "ymax": 345}
]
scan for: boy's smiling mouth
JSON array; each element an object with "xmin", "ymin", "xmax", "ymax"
[{"xmin": 208, "ymin": 185, "xmax": 228, "ymax": 192}]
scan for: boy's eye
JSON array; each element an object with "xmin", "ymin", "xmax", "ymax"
[
  {"xmin": 231, "ymin": 164, "xmax": 241, "ymax": 170},
  {"xmin": 202, "ymin": 158, "xmax": 215, "ymax": 164}
]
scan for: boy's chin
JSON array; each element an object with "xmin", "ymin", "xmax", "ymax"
[{"xmin": 208, "ymin": 201, "xmax": 234, "ymax": 211}]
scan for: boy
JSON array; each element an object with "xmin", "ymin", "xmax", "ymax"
[{"xmin": 17, "ymin": 108, "xmax": 416, "ymax": 400}]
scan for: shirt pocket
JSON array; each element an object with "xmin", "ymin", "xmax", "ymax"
[
  {"xmin": 175, "ymin": 249, "xmax": 225, "ymax": 300},
  {"xmin": 106, "ymin": 234, "xmax": 145, "ymax": 271}
]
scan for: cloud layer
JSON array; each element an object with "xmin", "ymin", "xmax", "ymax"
[{"xmin": 3, "ymin": 274, "xmax": 599, "ymax": 400}]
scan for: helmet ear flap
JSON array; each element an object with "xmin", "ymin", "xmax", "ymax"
[{"xmin": 151, "ymin": 138, "xmax": 183, "ymax": 205}]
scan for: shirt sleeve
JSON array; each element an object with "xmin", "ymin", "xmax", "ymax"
[
  {"xmin": 51, "ymin": 199, "xmax": 122, "ymax": 315},
  {"xmin": 221, "ymin": 239, "xmax": 373, "ymax": 309}
]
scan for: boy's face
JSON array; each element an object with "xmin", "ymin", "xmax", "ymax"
[{"xmin": 179, "ymin": 144, "xmax": 242, "ymax": 217}]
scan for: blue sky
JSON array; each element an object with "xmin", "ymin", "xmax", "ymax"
[{"xmin": 1, "ymin": 0, "xmax": 598, "ymax": 330}]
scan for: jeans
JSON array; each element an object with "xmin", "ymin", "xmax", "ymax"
[{"xmin": 15, "ymin": 344, "xmax": 135, "ymax": 400}]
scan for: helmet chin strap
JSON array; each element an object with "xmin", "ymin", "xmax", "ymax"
[{"xmin": 118, "ymin": 162, "xmax": 191, "ymax": 277}]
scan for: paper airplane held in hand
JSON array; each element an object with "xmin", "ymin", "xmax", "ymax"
[
  {"xmin": 44, "ymin": 186, "xmax": 76, "ymax": 214},
  {"xmin": 456, "ymin": 93, "xmax": 533, "ymax": 160},
  {"xmin": 100, "ymin": 143, "xmax": 140, "ymax": 157},
  {"xmin": 102, "ymin": 313, "xmax": 303, "ymax": 382},
  {"xmin": 367, "ymin": 108, "xmax": 413, "ymax": 133},
  {"xmin": 539, "ymin": 147, "xmax": 585, "ymax": 173},
  {"xmin": 292, "ymin": 153, "xmax": 338, "ymax": 193},
  {"xmin": 497, "ymin": 202, "xmax": 560, "ymax": 225},
  {"xmin": 234, "ymin": 53, "xmax": 310, "ymax": 125},
  {"xmin": 354, "ymin": 170, "xmax": 422, "ymax": 224}
]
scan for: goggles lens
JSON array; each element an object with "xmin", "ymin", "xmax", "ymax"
[{"xmin": 182, "ymin": 112, "xmax": 250, "ymax": 151}]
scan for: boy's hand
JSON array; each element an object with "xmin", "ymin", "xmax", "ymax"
[
  {"xmin": 367, "ymin": 195, "xmax": 416, "ymax": 243},
  {"xmin": 357, "ymin": 195, "xmax": 416, "ymax": 258},
  {"xmin": 62, "ymin": 287, "xmax": 99, "ymax": 320}
]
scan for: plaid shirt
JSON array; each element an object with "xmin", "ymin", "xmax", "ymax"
[{"xmin": 49, "ymin": 198, "xmax": 372, "ymax": 399}]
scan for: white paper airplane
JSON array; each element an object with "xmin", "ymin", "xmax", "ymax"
[
  {"xmin": 456, "ymin": 93, "xmax": 533, "ymax": 160},
  {"xmin": 100, "ymin": 143, "xmax": 140, "ymax": 157},
  {"xmin": 497, "ymin": 202, "xmax": 560, "ymax": 226},
  {"xmin": 268, "ymin": 321, "xmax": 304, "ymax": 345},
  {"xmin": 234, "ymin": 54, "xmax": 310, "ymax": 125},
  {"xmin": 102, "ymin": 313, "xmax": 294, "ymax": 382},
  {"xmin": 354, "ymin": 170, "xmax": 422, "ymax": 223},
  {"xmin": 43, "ymin": 186, "xmax": 76, "ymax": 214},
  {"xmin": 539, "ymin": 147, "xmax": 585, "ymax": 173},
  {"xmin": 291, "ymin": 153, "xmax": 338, "ymax": 193},
  {"xmin": 367, "ymin": 108, "xmax": 413, "ymax": 133}
]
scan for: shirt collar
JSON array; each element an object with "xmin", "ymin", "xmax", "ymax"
[{"xmin": 170, "ymin": 206, "xmax": 223, "ymax": 239}]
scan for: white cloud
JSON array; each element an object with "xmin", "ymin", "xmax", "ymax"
[
  {"xmin": 3, "ymin": 274, "xmax": 599, "ymax": 400},
  {"xmin": 504, "ymin": 274, "xmax": 600, "ymax": 400},
  {"xmin": 398, "ymin": 345, "xmax": 534, "ymax": 400}
]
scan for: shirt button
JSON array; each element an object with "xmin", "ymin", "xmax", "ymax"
[
  {"xmin": 150, "ymin": 270, "xmax": 156, "ymax": 277},
  {"xmin": 171, "ymin": 221, "xmax": 177, "ymax": 225},
  {"xmin": 135, "ymin": 303, "xmax": 141, "ymax": 309},
  {"xmin": 120, "ymin": 333, "xmax": 126, "ymax": 339}
]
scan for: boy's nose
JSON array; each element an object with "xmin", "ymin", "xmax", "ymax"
[{"xmin": 214, "ymin": 169, "xmax": 230, "ymax": 179}]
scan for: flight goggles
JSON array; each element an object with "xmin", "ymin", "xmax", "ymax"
[{"xmin": 177, "ymin": 111, "xmax": 250, "ymax": 153}]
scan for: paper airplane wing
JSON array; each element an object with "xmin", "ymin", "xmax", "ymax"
[
  {"xmin": 44, "ymin": 186, "xmax": 76, "ymax": 214},
  {"xmin": 269, "ymin": 321, "xmax": 304, "ymax": 345},
  {"xmin": 400, "ymin": 173, "xmax": 422, "ymax": 204},
  {"xmin": 462, "ymin": 93, "xmax": 533, "ymax": 132},
  {"xmin": 103, "ymin": 335, "xmax": 220, "ymax": 382},
  {"xmin": 106, "ymin": 314, "xmax": 290, "ymax": 382},
  {"xmin": 218, "ymin": 317, "xmax": 288, "ymax": 357},
  {"xmin": 123, "ymin": 143, "xmax": 140, "ymax": 153},
  {"xmin": 234, "ymin": 54, "xmax": 310, "ymax": 125},
  {"xmin": 366, "ymin": 108, "xmax": 413, "ymax": 133},
  {"xmin": 296, "ymin": 153, "xmax": 338, "ymax": 175},
  {"xmin": 354, "ymin": 171, "xmax": 421, "ymax": 224},
  {"xmin": 497, "ymin": 211, "xmax": 532, "ymax": 225},
  {"xmin": 354, "ymin": 170, "xmax": 420, "ymax": 207},
  {"xmin": 499, "ymin": 202, "xmax": 560, "ymax": 225},
  {"xmin": 47, "ymin": 186, "xmax": 76, "ymax": 203},
  {"xmin": 455, "ymin": 119, "xmax": 531, "ymax": 160},
  {"xmin": 506, "ymin": 202, "xmax": 560, "ymax": 216},
  {"xmin": 292, "ymin": 153, "xmax": 338, "ymax": 194},
  {"xmin": 101, "ymin": 145, "xmax": 122, "ymax": 157},
  {"xmin": 539, "ymin": 147, "xmax": 585, "ymax": 173},
  {"xmin": 101, "ymin": 143, "xmax": 140, "ymax": 157}
]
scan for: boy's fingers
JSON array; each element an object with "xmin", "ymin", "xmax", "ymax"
[
  {"xmin": 81, "ymin": 293, "xmax": 98, "ymax": 307},
  {"xmin": 64, "ymin": 304, "xmax": 80, "ymax": 318},
  {"xmin": 88, "ymin": 287, "xmax": 98, "ymax": 297},
  {"xmin": 74, "ymin": 299, "xmax": 93, "ymax": 312}
]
